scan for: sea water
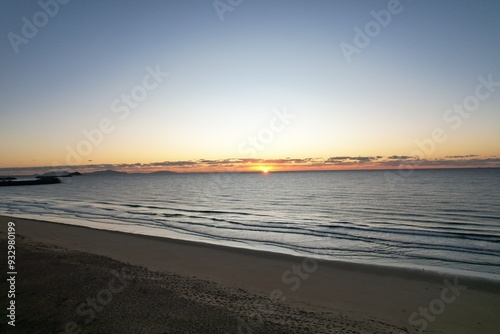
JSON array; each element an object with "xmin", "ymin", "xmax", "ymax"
[{"xmin": 1, "ymin": 169, "xmax": 499, "ymax": 279}]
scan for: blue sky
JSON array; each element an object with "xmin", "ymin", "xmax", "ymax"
[{"xmin": 1, "ymin": 0, "xmax": 499, "ymax": 173}]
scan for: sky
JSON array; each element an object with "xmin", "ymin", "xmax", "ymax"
[{"xmin": 1, "ymin": 0, "xmax": 499, "ymax": 174}]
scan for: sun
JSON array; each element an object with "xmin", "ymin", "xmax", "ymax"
[{"xmin": 250, "ymin": 165, "xmax": 272, "ymax": 174}]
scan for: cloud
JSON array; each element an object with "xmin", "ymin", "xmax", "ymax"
[
  {"xmin": 376, "ymin": 156, "xmax": 500, "ymax": 168},
  {"xmin": 445, "ymin": 155, "xmax": 479, "ymax": 159},
  {"xmin": 149, "ymin": 161, "xmax": 198, "ymax": 167},
  {"xmin": 388, "ymin": 155, "xmax": 414, "ymax": 160},
  {"xmin": 324, "ymin": 156, "xmax": 384, "ymax": 164},
  {"xmin": 1, "ymin": 154, "xmax": 499, "ymax": 175}
]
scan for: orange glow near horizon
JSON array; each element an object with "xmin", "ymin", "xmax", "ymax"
[{"xmin": 1, "ymin": 155, "xmax": 500, "ymax": 176}]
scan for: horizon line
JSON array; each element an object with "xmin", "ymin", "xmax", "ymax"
[{"xmin": 2, "ymin": 165, "xmax": 500, "ymax": 177}]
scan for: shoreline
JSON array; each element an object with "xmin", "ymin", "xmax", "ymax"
[
  {"xmin": 2, "ymin": 215, "xmax": 500, "ymax": 333},
  {"xmin": 4, "ymin": 214, "xmax": 500, "ymax": 283},
  {"xmin": 4, "ymin": 212, "xmax": 500, "ymax": 282}
]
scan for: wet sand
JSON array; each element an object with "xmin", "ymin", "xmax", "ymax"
[{"xmin": 1, "ymin": 215, "xmax": 499, "ymax": 333}]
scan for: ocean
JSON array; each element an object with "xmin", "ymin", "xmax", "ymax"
[{"xmin": 1, "ymin": 169, "xmax": 499, "ymax": 279}]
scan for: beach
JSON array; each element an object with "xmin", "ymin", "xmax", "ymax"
[{"xmin": 1, "ymin": 215, "xmax": 499, "ymax": 333}]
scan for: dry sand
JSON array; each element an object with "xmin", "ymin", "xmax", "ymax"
[{"xmin": 1, "ymin": 215, "xmax": 499, "ymax": 333}]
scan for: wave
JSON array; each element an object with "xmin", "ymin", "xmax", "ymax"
[{"xmin": 1, "ymin": 169, "xmax": 500, "ymax": 278}]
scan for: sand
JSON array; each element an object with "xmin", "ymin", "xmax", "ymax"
[{"xmin": 1, "ymin": 215, "xmax": 499, "ymax": 333}]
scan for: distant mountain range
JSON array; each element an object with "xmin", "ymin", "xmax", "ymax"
[
  {"xmin": 147, "ymin": 170, "xmax": 177, "ymax": 175},
  {"xmin": 85, "ymin": 170, "xmax": 177, "ymax": 175},
  {"xmin": 12, "ymin": 169, "xmax": 177, "ymax": 178},
  {"xmin": 36, "ymin": 171, "xmax": 82, "ymax": 177},
  {"xmin": 85, "ymin": 169, "xmax": 127, "ymax": 175},
  {"xmin": 83, "ymin": 169, "xmax": 177, "ymax": 175}
]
